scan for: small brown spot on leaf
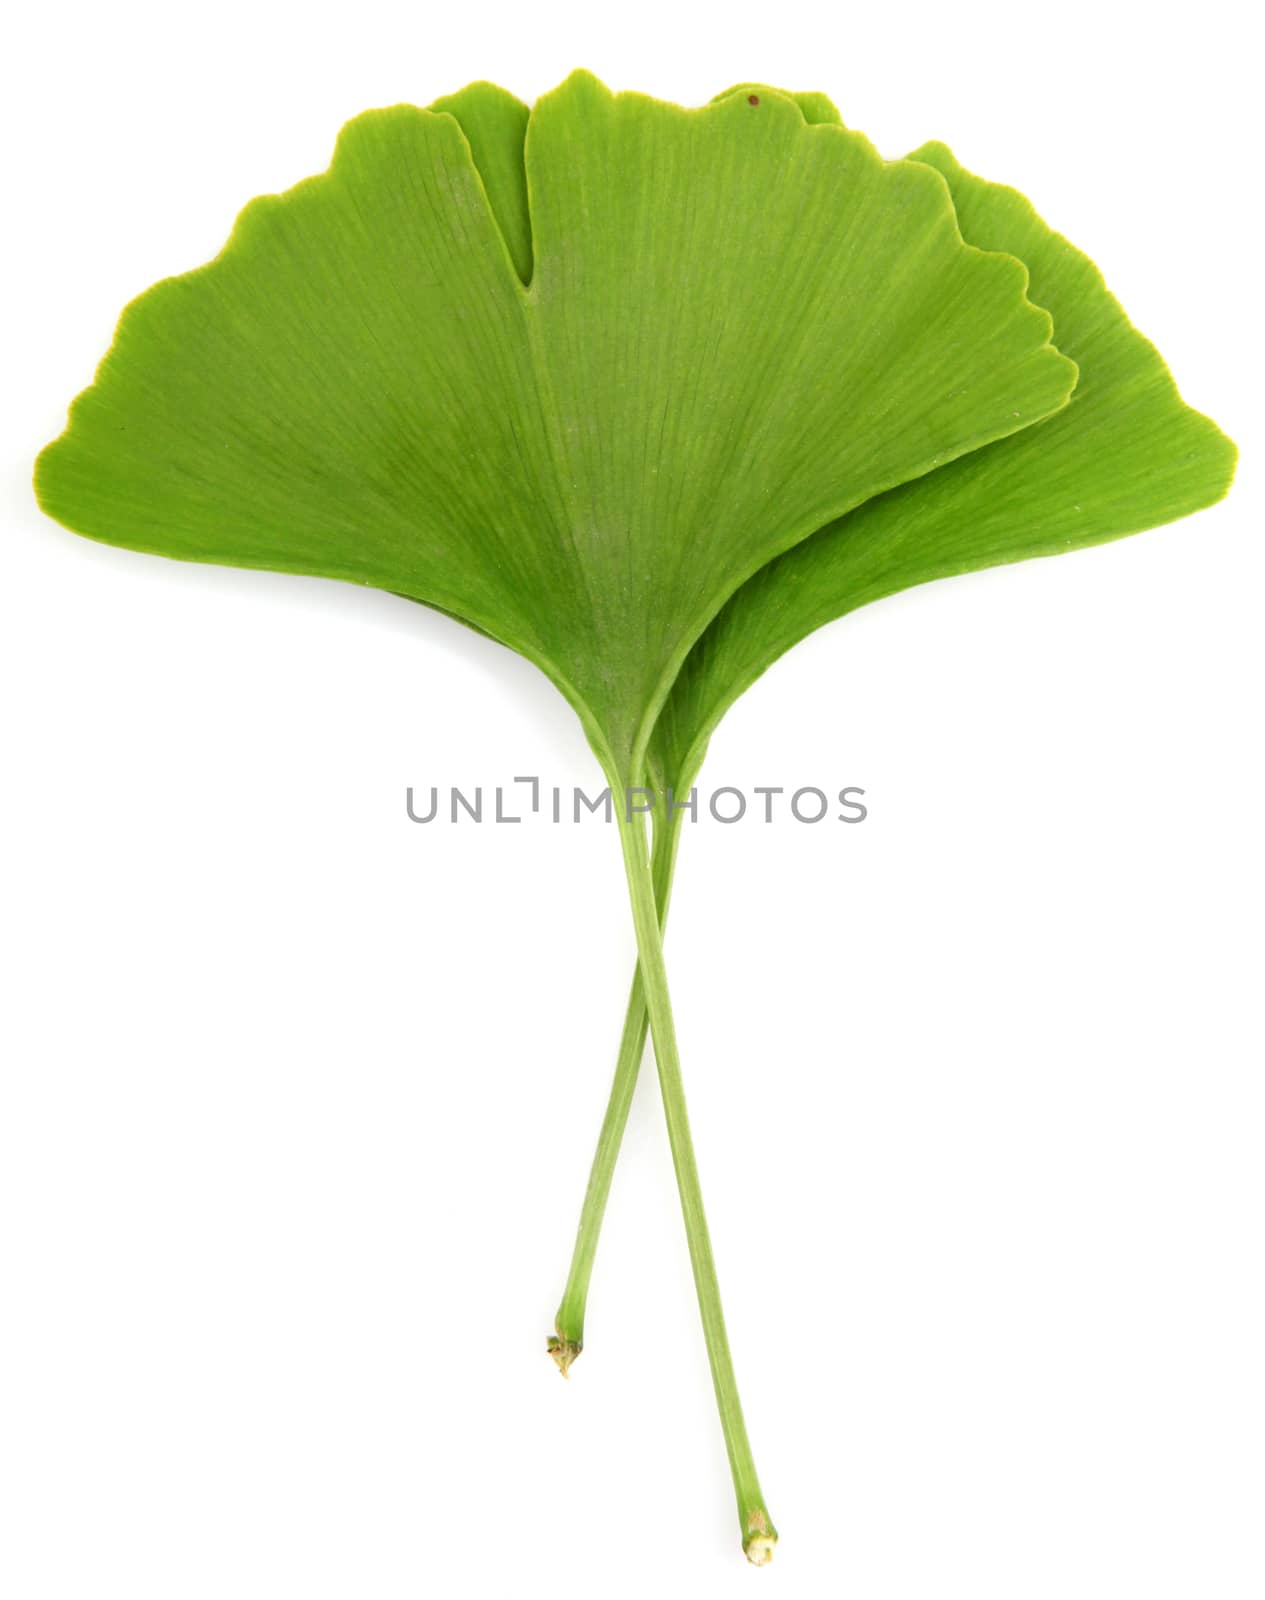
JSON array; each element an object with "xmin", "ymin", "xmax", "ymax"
[{"xmin": 748, "ymin": 94, "xmax": 760, "ymax": 106}]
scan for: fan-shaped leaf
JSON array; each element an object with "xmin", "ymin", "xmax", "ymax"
[
  {"xmin": 646, "ymin": 136, "xmax": 1237, "ymax": 792},
  {"xmin": 549, "ymin": 106, "xmax": 1238, "ymax": 1388}
]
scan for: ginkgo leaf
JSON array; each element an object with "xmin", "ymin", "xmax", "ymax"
[
  {"xmin": 35, "ymin": 71, "xmax": 1075, "ymax": 787},
  {"xmin": 551, "ymin": 104, "xmax": 1237, "ymax": 1431},
  {"xmin": 644, "ymin": 136, "xmax": 1237, "ymax": 794}
]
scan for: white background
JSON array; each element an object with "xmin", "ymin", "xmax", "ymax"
[{"xmin": 2, "ymin": 3, "xmax": 1261, "ymax": 1596}]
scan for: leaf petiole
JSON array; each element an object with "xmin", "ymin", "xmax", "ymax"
[
  {"xmin": 550, "ymin": 810, "xmax": 680, "ymax": 1371},
  {"xmin": 610, "ymin": 801, "xmax": 775, "ymax": 1563}
]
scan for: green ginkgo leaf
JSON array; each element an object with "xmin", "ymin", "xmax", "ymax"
[
  {"xmin": 552, "ymin": 98, "xmax": 1238, "ymax": 1412},
  {"xmin": 31, "ymin": 74, "xmax": 1086, "ymax": 1563},
  {"xmin": 648, "ymin": 136, "xmax": 1237, "ymax": 792}
]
